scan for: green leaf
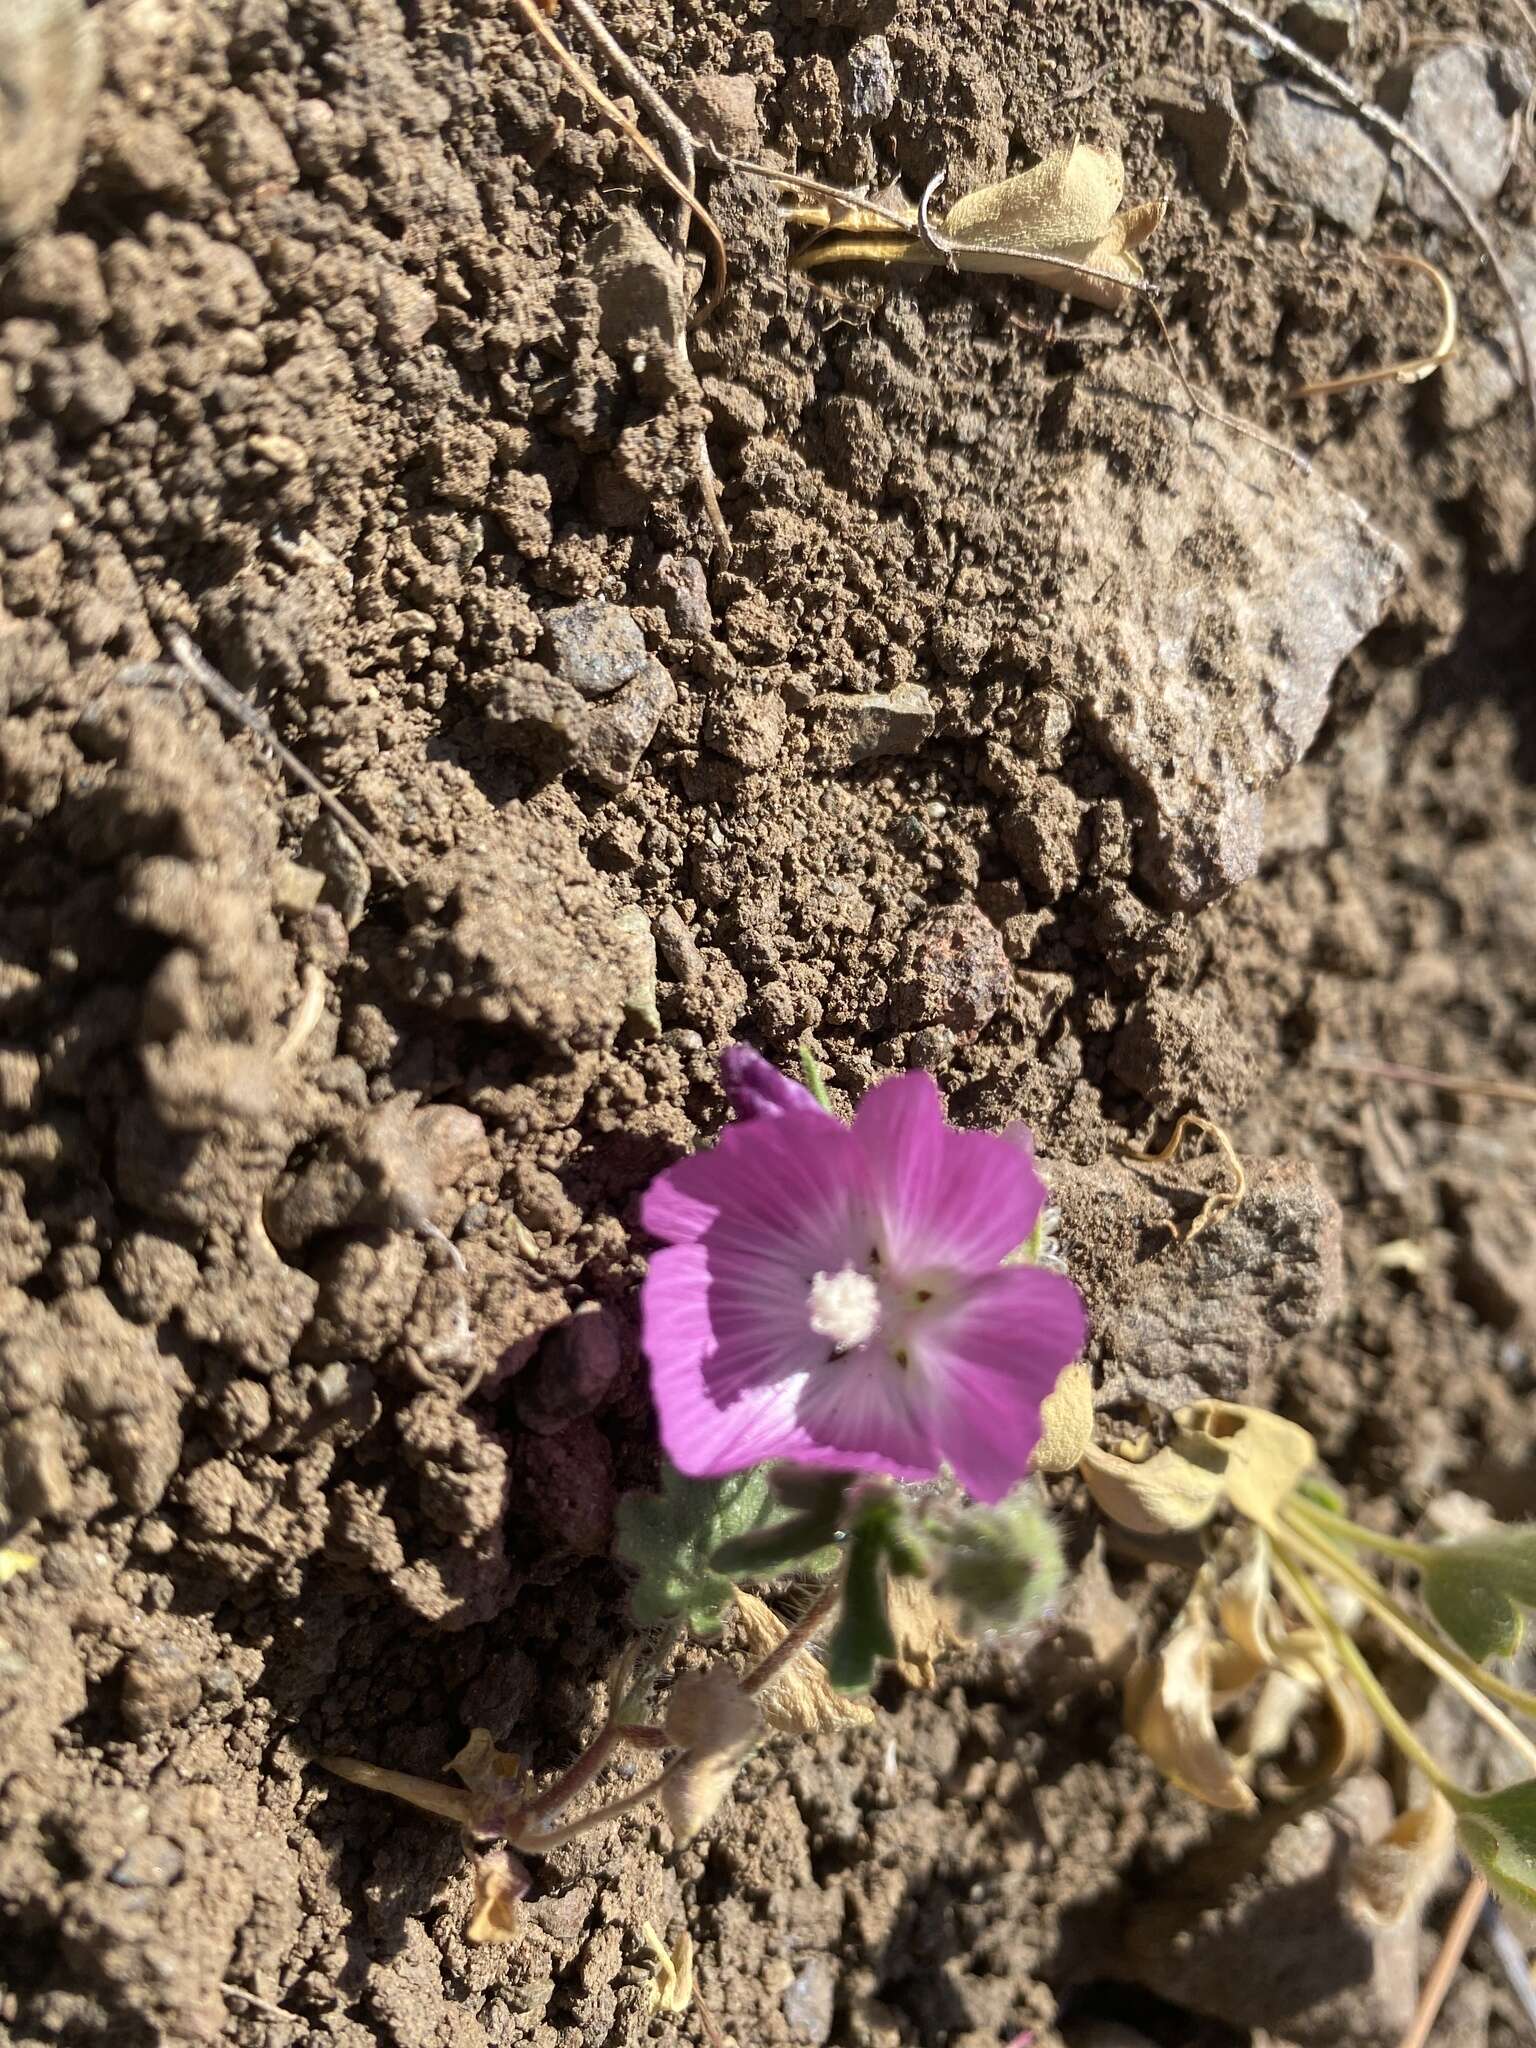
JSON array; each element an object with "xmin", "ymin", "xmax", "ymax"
[
  {"xmin": 614, "ymin": 1464, "xmax": 781, "ymax": 1637},
  {"xmin": 1420, "ymin": 1530, "xmax": 1536, "ymax": 1662},
  {"xmin": 711, "ymin": 1509, "xmax": 841, "ymax": 1580},
  {"xmin": 1452, "ymin": 1778, "xmax": 1536, "ymax": 1914},
  {"xmin": 825, "ymin": 1517, "xmax": 896, "ymax": 1693},
  {"xmin": 798, "ymin": 1039, "xmax": 834, "ymax": 1110}
]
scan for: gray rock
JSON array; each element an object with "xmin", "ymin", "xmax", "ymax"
[
  {"xmin": 1123, "ymin": 1775, "xmax": 1419, "ymax": 2048},
  {"xmin": 1281, "ymin": 0, "xmax": 1358, "ymax": 57},
  {"xmin": 889, "ymin": 903, "xmax": 1010, "ymax": 1035},
  {"xmin": 1247, "ymin": 83, "xmax": 1389, "ymax": 236},
  {"xmin": 653, "ymin": 552, "xmax": 714, "ymax": 637},
  {"xmin": 578, "ymin": 658, "xmax": 675, "ymax": 792},
  {"xmin": 120, "ymin": 1642, "xmax": 201, "ymax": 1734},
  {"xmin": 809, "ymin": 682, "xmax": 934, "ymax": 769},
  {"xmin": 840, "ymin": 37, "xmax": 896, "ymax": 126},
  {"xmin": 478, "ymin": 662, "xmax": 589, "ymax": 773},
  {"xmin": 1143, "ymin": 75, "xmax": 1248, "ymax": 214},
  {"xmin": 1051, "ymin": 1153, "xmax": 1343, "ymax": 1407},
  {"xmin": 1395, "ymin": 45, "xmax": 1521, "ymax": 230},
  {"xmin": 1457, "ymin": 1188, "xmax": 1536, "ymax": 1330},
  {"xmin": 515, "ymin": 1305, "xmax": 625, "ymax": 1433},
  {"xmin": 583, "ymin": 212, "xmax": 684, "ymax": 358},
  {"xmin": 1046, "ymin": 364, "xmax": 1404, "ymax": 910},
  {"xmin": 541, "ymin": 600, "xmax": 649, "ymax": 699},
  {"xmin": 653, "ymin": 906, "xmax": 705, "ymax": 984},
  {"xmin": 781, "ymin": 1956, "xmax": 836, "ymax": 2044}
]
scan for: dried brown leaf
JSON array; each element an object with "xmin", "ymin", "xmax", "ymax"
[
  {"xmin": 1034, "ymin": 1361, "xmax": 1096, "ymax": 1474},
  {"xmin": 1124, "ymin": 1592, "xmax": 1258, "ymax": 1813},
  {"xmin": 886, "ymin": 1573, "xmax": 966, "ymax": 1686},
  {"xmin": 1079, "ymin": 1439, "xmax": 1228, "ymax": 1537},
  {"xmin": 1175, "ymin": 1402, "xmax": 1317, "ymax": 1527},
  {"xmin": 466, "ymin": 1847, "xmax": 530, "ymax": 1945},
  {"xmin": 1348, "ymin": 1794, "xmax": 1455, "ymax": 1925}
]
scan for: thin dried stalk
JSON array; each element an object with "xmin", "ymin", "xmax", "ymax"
[
  {"xmin": 1209, "ymin": 0, "xmax": 1536, "ymax": 441},
  {"xmin": 1292, "ymin": 251, "xmax": 1458, "ymax": 398},
  {"xmin": 1394, "ymin": 1872, "xmax": 1488, "ymax": 2048},
  {"xmin": 1317, "ymin": 1050, "xmax": 1536, "ymax": 1107},
  {"xmin": 1123, "ymin": 1113, "xmax": 1248, "ymax": 1244}
]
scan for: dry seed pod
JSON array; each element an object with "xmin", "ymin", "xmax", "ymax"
[{"xmin": 660, "ymin": 1667, "xmax": 760, "ymax": 1845}]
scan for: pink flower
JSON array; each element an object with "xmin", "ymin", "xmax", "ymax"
[{"xmin": 640, "ymin": 1057, "xmax": 1087, "ymax": 1503}]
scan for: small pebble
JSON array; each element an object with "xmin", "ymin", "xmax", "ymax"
[
  {"xmin": 110, "ymin": 1836, "xmax": 185, "ymax": 1889},
  {"xmin": 540, "ymin": 600, "xmax": 648, "ymax": 699}
]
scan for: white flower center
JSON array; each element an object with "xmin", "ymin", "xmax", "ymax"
[{"xmin": 808, "ymin": 1266, "xmax": 882, "ymax": 1351}]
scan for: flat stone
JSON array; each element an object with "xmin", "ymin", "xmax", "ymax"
[
  {"xmin": 809, "ymin": 682, "xmax": 934, "ymax": 769},
  {"xmin": 1247, "ymin": 84, "xmax": 1389, "ymax": 236},
  {"xmin": 1051, "ymin": 1153, "xmax": 1343, "ymax": 1407},
  {"xmin": 1046, "ymin": 363, "xmax": 1404, "ymax": 909},
  {"xmin": 577, "ymin": 659, "xmax": 675, "ymax": 792},
  {"xmin": 1124, "ymin": 1775, "xmax": 1419, "ymax": 2048},
  {"xmin": 540, "ymin": 600, "xmax": 649, "ymax": 699},
  {"xmin": 1395, "ymin": 45, "xmax": 1521, "ymax": 230},
  {"xmin": 678, "ymin": 72, "xmax": 760, "ymax": 157},
  {"xmin": 781, "ymin": 1956, "xmax": 836, "ymax": 2045},
  {"xmin": 653, "ymin": 552, "xmax": 714, "ymax": 637}
]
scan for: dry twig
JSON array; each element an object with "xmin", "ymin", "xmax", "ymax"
[
  {"xmin": 1317, "ymin": 1050, "xmax": 1536, "ymax": 1107},
  {"xmin": 1292, "ymin": 250, "xmax": 1458, "ymax": 398},
  {"xmin": 1395, "ymin": 1871, "xmax": 1488, "ymax": 2048},
  {"xmin": 1123, "ymin": 1113, "xmax": 1249, "ymax": 1243},
  {"xmin": 1208, "ymin": 0, "xmax": 1536, "ymax": 440},
  {"xmin": 157, "ymin": 629, "xmax": 406, "ymax": 890}
]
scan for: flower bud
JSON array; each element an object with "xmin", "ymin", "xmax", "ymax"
[{"xmin": 930, "ymin": 1485, "xmax": 1065, "ymax": 1639}]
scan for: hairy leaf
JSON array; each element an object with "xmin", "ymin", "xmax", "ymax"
[
  {"xmin": 1452, "ymin": 1778, "xmax": 1536, "ymax": 1914},
  {"xmin": 614, "ymin": 1463, "xmax": 781, "ymax": 1636},
  {"xmin": 1421, "ymin": 1528, "xmax": 1536, "ymax": 1662}
]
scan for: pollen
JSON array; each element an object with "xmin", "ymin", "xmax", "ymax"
[{"xmin": 808, "ymin": 1266, "xmax": 882, "ymax": 1351}]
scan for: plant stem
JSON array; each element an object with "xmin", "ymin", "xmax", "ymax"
[
  {"xmin": 1271, "ymin": 1552, "xmax": 1461, "ymax": 1798},
  {"xmin": 740, "ymin": 1580, "xmax": 841, "ymax": 1698},
  {"xmin": 514, "ymin": 1755, "xmax": 686, "ymax": 1852},
  {"xmin": 1287, "ymin": 1495, "xmax": 1433, "ymax": 1567},
  {"xmin": 1276, "ymin": 1511, "xmax": 1536, "ymax": 1775},
  {"xmin": 516, "ymin": 1721, "xmax": 621, "ymax": 1823}
]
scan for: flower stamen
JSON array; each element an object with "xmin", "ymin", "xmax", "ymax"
[{"xmin": 808, "ymin": 1266, "xmax": 881, "ymax": 1352}]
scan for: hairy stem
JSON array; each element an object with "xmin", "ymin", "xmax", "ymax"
[
  {"xmin": 1286, "ymin": 1494, "xmax": 1432, "ymax": 1568},
  {"xmin": 1276, "ymin": 1510, "xmax": 1536, "ymax": 1774},
  {"xmin": 514, "ymin": 1755, "xmax": 686, "ymax": 1852},
  {"xmin": 1270, "ymin": 1551, "xmax": 1461, "ymax": 1799}
]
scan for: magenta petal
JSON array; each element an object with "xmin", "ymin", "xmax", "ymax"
[
  {"xmin": 852, "ymin": 1072, "xmax": 1047, "ymax": 1276},
  {"xmin": 793, "ymin": 1347, "xmax": 943, "ymax": 1485},
  {"xmin": 719, "ymin": 1044, "xmax": 830, "ymax": 1121},
  {"xmin": 642, "ymin": 1108, "xmax": 865, "ymax": 1255},
  {"xmin": 921, "ymin": 1266, "xmax": 1088, "ymax": 1502},
  {"xmin": 642, "ymin": 1242, "xmax": 824, "ymax": 1474}
]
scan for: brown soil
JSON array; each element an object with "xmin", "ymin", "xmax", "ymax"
[{"xmin": 2, "ymin": 0, "xmax": 1534, "ymax": 2044}]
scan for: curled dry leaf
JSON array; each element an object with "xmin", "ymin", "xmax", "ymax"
[
  {"xmin": 731, "ymin": 1590, "xmax": 877, "ymax": 1733},
  {"xmin": 641, "ymin": 1922, "xmax": 694, "ymax": 2015},
  {"xmin": 788, "ymin": 142, "xmax": 1163, "ymax": 313},
  {"xmin": 1078, "ymin": 1437, "xmax": 1228, "ymax": 1537},
  {"xmin": 661, "ymin": 1667, "xmax": 761, "ymax": 1844},
  {"xmin": 1124, "ymin": 1587, "xmax": 1259, "ymax": 1813},
  {"xmin": 1176, "ymin": 1401, "xmax": 1317, "ymax": 1526},
  {"xmin": 1034, "ymin": 1361, "xmax": 1096, "ymax": 1474},
  {"xmin": 466, "ymin": 1847, "xmax": 531, "ymax": 1945},
  {"xmin": 1347, "ymin": 1793, "xmax": 1455, "ymax": 1926}
]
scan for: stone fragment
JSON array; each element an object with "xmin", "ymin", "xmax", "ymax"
[
  {"xmin": 703, "ymin": 684, "xmax": 786, "ymax": 771},
  {"xmin": 1000, "ymin": 775, "xmax": 1085, "ymax": 900},
  {"xmin": 583, "ymin": 213, "xmax": 683, "ymax": 357},
  {"xmin": 1281, "ymin": 0, "xmax": 1358, "ymax": 57},
  {"xmin": 1395, "ymin": 45, "xmax": 1522, "ymax": 230},
  {"xmin": 840, "ymin": 37, "xmax": 897, "ymax": 125},
  {"xmin": 678, "ymin": 73, "xmax": 761, "ymax": 157},
  {"xmin": 1123, "ymin": 1775, "xmax": 1419, "ymax": 2047},
  {"xmin": 388, "ymin": 824, "xmax": 644, "ymax": 1050},
  {"xmin": 578, "ymin": 659, "xmax": 675, "ymax": 792},
  {"xmin": 1050, "ymin": 1153, "xmax": 1343, "ymax": 1407},
  {"xmin": 1143, "ymin": 76, "xmax": 1248, "ymax": 213},
  {"xmin": 541, "ymin": 600, "xmax": 649, "ymax": 699},
  {"xmin": 0, "ymin": 0, "xmax": 101, "ymax": 243},
  {"xmin": 1247, "ymin": 84, "xmax": 1389, "ymax": 236},
  {"xmin": 516, "ymin": 1305, "xmax": 625, "ymax": 1433},
  {"xmin": 890, "ymin": 903, "xmax": 1010, "ymax": 1035},
  {"xmin": 1047, "ymin": 363, "xmax": 1403, "ymax": 909},
  {"xmin": 810, "ymin": 683, "xmax": 934, "ymax": 769},
  {"xmin": 121, "ymin": 1641, "xmax": 201, "ymax": 1734},
  {"xmin": 653, "ymin": 906, "xmax": 704, "ymax": 984},
  {"xmin": 654, "ymin": 552, "xmax": 714, "ymax": 637},
  {"xmin": 781, "ymin": 1956, "xmax": 836, "ymax": 2044}
]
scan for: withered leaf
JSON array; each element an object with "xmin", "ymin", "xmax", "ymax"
[
  {"xmin": 466, "ymin": 1847, "xmax": 530, "ymax": 1945},
  {"xmin": 660, "ymin": 1667, "xmax": 760, "ymax": 1845},
  {"xmin": 1079, "ymin": 1438, "xmax": 1228, "ymax": 1537},
  {"xmin": 732, "ymin": 1590, "xmax": 876, "ymax": 1733},
  {"xmin": 1034, "ymin": 1361, "xmax": 1096, "ymax": 1474},
  {"xmin": 1124, "ymin": 1591, "xmax": 1258, "ymax": 1814},
  {"xmin": 1348, "ymin": 1794, "xmax": 1454, "ymax": 1926}
]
